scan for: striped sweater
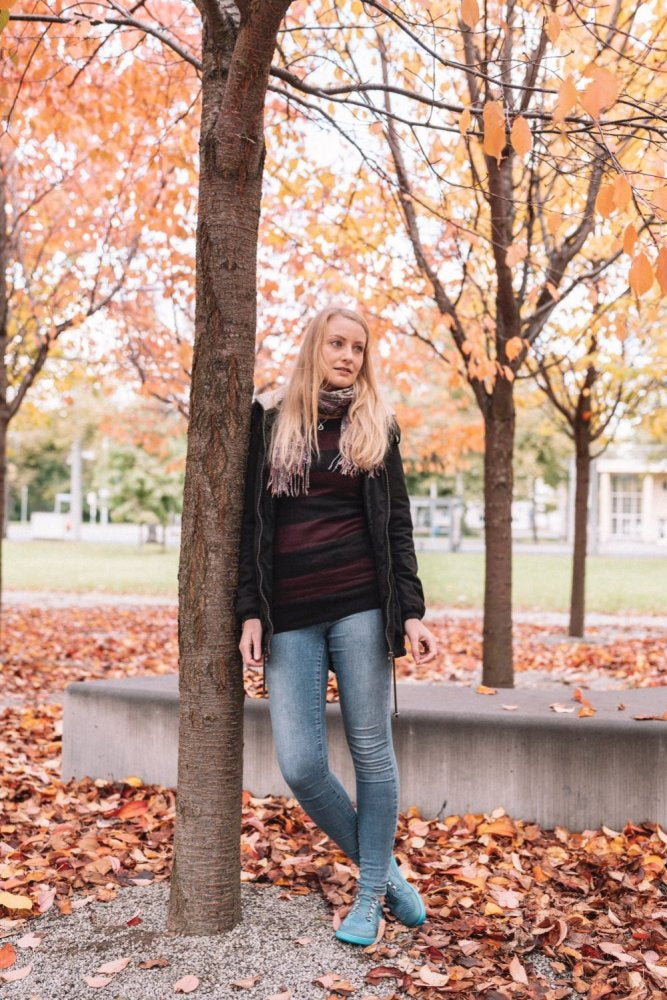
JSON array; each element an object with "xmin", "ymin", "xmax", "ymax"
[{"xmin": 271, "ymin": 417, "xmax": 381, "ymax": 633}]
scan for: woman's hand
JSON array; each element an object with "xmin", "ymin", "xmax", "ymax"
[
  {"xmin": 239, "ymin": 618, "xmax": 264, "ymax": 668},
  {"xmin": 404, "ymin": 618, "xmax": 438, "ymax": 665}
]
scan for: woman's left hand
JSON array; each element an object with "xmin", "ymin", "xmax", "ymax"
[{"xmin": 404, "ymin": 618, "xmax": 438, "ymax": 665}]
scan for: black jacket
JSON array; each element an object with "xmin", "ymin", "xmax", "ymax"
[{"xmin": 235, "ymin": 396, "xmax": 426, "ymax": 715}]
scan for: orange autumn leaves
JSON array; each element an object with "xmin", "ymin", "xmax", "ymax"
[
  {"xmin": 456, "ymin": 0, "xmax": 666, "ymax": 303},
  {"xmin": 1, "ymin": 697, "xmax": 666, "ymax": 997}
]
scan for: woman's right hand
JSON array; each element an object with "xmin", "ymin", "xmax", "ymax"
[{"xmin": 239, "ymin": 618, "xmax": 264, "ymax": 668}]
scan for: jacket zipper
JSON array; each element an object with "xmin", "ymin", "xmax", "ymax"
[
  {"xmin": 383, "ymin": 462, "xmax": 399, "ymax": 718},
  {"xmin": 255, "ymin": 408, "xmax": 273, "ymax": 667}
]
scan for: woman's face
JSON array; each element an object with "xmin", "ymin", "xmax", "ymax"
[{"xmin": 319, "ymin": 314, "xmax": 367, "ymax": 390}]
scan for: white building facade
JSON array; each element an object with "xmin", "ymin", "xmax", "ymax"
[{"xmin": 596, "ymin": 450, "xmax": 667, "ymax": 550}]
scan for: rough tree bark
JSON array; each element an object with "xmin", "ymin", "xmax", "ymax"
[
  {"xmin": 167, "ymin": 0, "xmax": 292, "ymax": 935},
  {"xmin": 480, "ymin": 154, "xmax": 520, "ymax": 688},
  {"xmin": 569, "ymin": 422, "xmax": 591, "ymax": 638},
  {"xmin": 0, "ymin": 166, "xmax": 8, "ymax": 617},
  {"xmin": 482, "ymin": 377, "xmax": 515, "ymax": 687}
]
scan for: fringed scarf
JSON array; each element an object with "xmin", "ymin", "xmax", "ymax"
[{"xmin": 267, "ymin": 385, "xmax": 383, "ymax": 497}]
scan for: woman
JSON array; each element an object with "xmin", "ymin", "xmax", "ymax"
[{"xmin": 236, "ymin": 304, "xmax": 438, "ymax": 946}]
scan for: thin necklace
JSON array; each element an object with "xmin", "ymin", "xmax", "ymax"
[{"xmin": 317, "ymin": 415, "xmax": 342, "ymax": 430}]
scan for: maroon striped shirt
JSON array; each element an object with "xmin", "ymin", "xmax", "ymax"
[{"xmin": 271, "ymin": 417, "xmax": 381, "ymax": 633}]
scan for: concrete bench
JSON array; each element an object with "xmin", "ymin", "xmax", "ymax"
[{"xmin": 62, "ymin": 675, "xmax": 667, "ymax": 829}]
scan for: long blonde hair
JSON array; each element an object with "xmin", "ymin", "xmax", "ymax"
[{"xmin": 268, "ymin": 305, "xmax": 394, "ymax": 478}]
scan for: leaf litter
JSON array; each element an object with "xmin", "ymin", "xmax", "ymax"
[{"xmin": 0, "ymin": 604, "xmax": 666, "ymax": 997}]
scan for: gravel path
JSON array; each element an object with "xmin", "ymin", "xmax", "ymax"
[{"xmin": 0, "ymin": 882, "xmax": 410, "ymax": 999}]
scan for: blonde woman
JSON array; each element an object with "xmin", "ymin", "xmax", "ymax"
[{"xmin": 236, "ymin": 305, "xmax": 438, "ymax": 946}]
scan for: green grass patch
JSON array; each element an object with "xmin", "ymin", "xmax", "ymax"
[
  {"xmin": 3, "ymin": 541, "xmax": 666, "ymax": 614},
  {"xmin": 417, "ymin": 551, "xmax": 667, "ymax": 614},
  {"xmin": 3, "ymin": 541, "xmax": 179, "ymax": 595}
]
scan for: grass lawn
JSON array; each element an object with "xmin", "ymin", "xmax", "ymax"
[
  {"xmin": 3, "ymin": 540, "xmax": 667, "ymax": 614},
  {"xmin": 417, "ymin": 551, "xmax": 667, "ymax": 614}
]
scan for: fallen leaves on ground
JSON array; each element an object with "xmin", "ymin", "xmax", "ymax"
[
  {"xmin": 1, "ymin": 604, "xmax": 666, "ymax": 997},
  {"xmin": 0, "ymin": 704, "xmax": 666, "ymax": 997},
  {"xmin": 2, "ymin": 606, "xmax": 666, "ymax": 704}
]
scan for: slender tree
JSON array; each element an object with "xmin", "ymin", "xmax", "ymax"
[
  {"xmin": 240, "ymin": 1, "xmax": 667, "ymax": 684},
  {"xmin": 167, "ymin": 0, "xmax": 292, "ymax": 934},
  {"xmin": 528, "ymin": 304, "xmax": 663, "ymax": 636}
]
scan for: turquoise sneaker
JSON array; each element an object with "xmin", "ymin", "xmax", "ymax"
[
  {"xmin": 335, "ymin": 890, "xmax": 383, "ymax": 946},
  {"xmin": 385, "ymin": 856, "xmax": 427, "ymax": 927}
]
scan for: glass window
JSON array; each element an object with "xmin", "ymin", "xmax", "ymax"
[{"xmin": 610, "ymin": 475, "xmax": 642, "ymax": 538}]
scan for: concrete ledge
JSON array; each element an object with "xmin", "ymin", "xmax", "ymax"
[{"xmin": 62, "ymin": 675, "xmax": 667, "ymax": 829}]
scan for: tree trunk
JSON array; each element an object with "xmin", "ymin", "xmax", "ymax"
[
  {"xmin": 531, "ymin": 478, "xmax": 539, "ymax": 544},
  {"xmin": 569, "ymin": 426, "xmax": 591, "ymax": 637},
  {"xmin": 0, "ymin": 162, "xmax": 8, "ymax": 621},
  {"xmin": 0, "ymin": 418, "xmax": 6, "ymax": 619},
  {"xmin": 482, "ymin": 376, "xmax": 515, "ymax": 687},
  {"xmin": 166, "ymin": 3, "xmax": 291, "ymax": 936}
]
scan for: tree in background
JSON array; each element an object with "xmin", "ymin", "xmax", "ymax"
[
  {"xmin": 8, "ymin": 0, "xmax": 667, "ymax": 935},
  {"xmin": 250, "ymin": 0, "xmax": 667, "ymax": 684},
  {"xmin": 512, "ymin": 407, "xmax": 569, "ymax": 544},
  {"xmin": 0, "ymin": 25, "xmax": 187, "ymax": 614},
  {"xmin": 7, "ymin": 403, "xmax": 75, "ymax": 521},
  {"xmin": 8, "ymin": 381, "xmax": 186, "ymax": 532},
  {"xmin": 527, "ymin": 297, "xmax": 664, "ymax": 635},
  {"xmin": 101, "ymin": 441, "xmax": 184, "ymax": 545}
]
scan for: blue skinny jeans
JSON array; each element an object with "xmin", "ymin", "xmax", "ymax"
[{"xmin": 265, "ymin": 608, "xmax": 399, "ymax": 897}]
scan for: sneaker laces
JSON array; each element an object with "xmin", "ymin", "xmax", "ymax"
[{"xmin": 350, "ymin": 892, "xmax": 378, "ymax": 922}]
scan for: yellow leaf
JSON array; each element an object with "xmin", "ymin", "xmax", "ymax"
[
  {"xmin": 484, "ymin": 901, "xmax": 504, "ymax": 915},
  {"xmin": 546, "ymin": 212, "xmax": 562, "ymax": 235},
  {"xmin": 460, "ymin": 0, "xmax": 480, "ymax": 28},
  {"xmin": 652, "ymin": 187, "xmax": 667, "ymax": 220},
  {"xmin": 553, "ymin": 76, "xmax": 577, "ymax": 124},
  {"xmin": 580, "ymin": 68, "xmax": 620, "ymax": 119},
  {"xmin": 546, "ymin": 12, "xmax": 561, "ymax": 43},
  {"xmin": 656, "ymin": 247, "xmax": 667, "ymax": 296},
  {"xmin": 629, "ymin": 253, "xmax": 654, "ymax": 296},
  {"xmin": 510, "ymin": 115, "xmax": 532, "ymax": 157},
  {"xmin": 595, "ymin": 184, "xmax": 616, "ymax": 218},
  {"xmin": 478, "ymin": 817, "xmax": 516, "ymax": 836},
  {"xmin": 459, "ymin": 107, "xmax": 472, "ymax": 135},
  {"xmin": 0, "ymin": 891, "xmax": 33, "ymax": 911},
  {"xmin": 613, "ymin": 175, "xmax": 632, "ymax": 210},
  {"xmin": 505, "ymin": 242, "xmax": 527, "ymax": 267},
  {"xmin": 482, "ymin": 100, "xmax": 505, "ymax": 164},
  {"xmin": 622, "ymin": 224, "xmax": 637, "ymax": 255},
  {"xmin": 505, "ymin": 336, "xmax": 523, "ymax": 361},
  {"xmin": 547, "ymin": 281, "xmax": 560, "ymax": 300}
]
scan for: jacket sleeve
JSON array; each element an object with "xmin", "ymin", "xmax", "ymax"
[
  {"xmin": 235, "ymin": 401, "xmax": 263, "ymax": 624},
  {"xmin": 385, "ymin": 421, "xmax": 426, "ymax": 624}
]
